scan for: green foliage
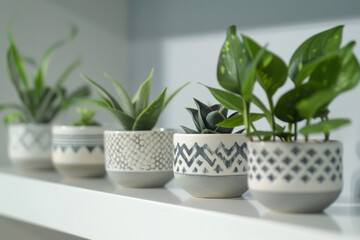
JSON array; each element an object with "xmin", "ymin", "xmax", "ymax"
[
  {"xmin": 181, "ymin": 98, "xmax": 235, "ymax": 134},
  {"xmin": 72, "ymin": 108, "xmax": 100, "ymax": 126},
  {"xmin": 206, "ymin": 25, "xmax": 360, "ymax": 141},
  {"xmin": 0, "ymin": 25, "xmax": 90, "ymax": 125},
  {"xmin": 82, "ymin": 69, "xmax": 189, "ymax": 130}
]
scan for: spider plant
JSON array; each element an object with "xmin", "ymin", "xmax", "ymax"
[
  {"xmin": 0, "ymin": 25, "xmax": 90, "ymax": 125},
  {"xmin": 82, "ymin": 69, "xmax": 189, "ymax": 130}
]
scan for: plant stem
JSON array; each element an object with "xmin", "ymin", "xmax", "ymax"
[
  {"xmin": 324, "ymin": 115, "xmax": 330, "ymax": 141},
  {"xmin": 294, "ymin": 122, "xmax": 298, "ymax": 141},
  {"xmin": 267, "ymin": 94, "xmax": 276, "ymax": 142},
  {"xmin": 244, "ymin": 103, "xmax": 251, "ymax": 134},
  {"xmin": 305, "ymin": 118, "xmax": 310, "ymax": 142},
  {"xmin": 251, "ymin": 123, "xmax": 261, "ymax": 141}
]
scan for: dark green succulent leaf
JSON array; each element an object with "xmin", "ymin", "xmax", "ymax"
[
  {"xmin": 201, "ymin": 129, "xmax": 219, "ymax": 134},
  {"xmin": 299, "ymin": 119, "xmax": 350, "ymax": 135},
  {"xmin": 241, "ymin": 34, "xmax": 287, "ymax": 97},
  {"xmin": 289, "ymin": 25, "xmax": 343, "ymax": 86},
  {"xmin": 204, "ymin": 85, "xmax": 245, "ymax": 112},
  {"xmin": 217, "ymin": 113, "xmax": 264, "ymax": 128},
  {"xmin": 194, "ymin": 98, "xmax": 213, "ymax": 129},
  {"xmin": 219, "ymin": 107, "xmax": 228, "ymax": 117},
  {"xmin": 81, "ymin": 73, "xmax": 122, "ymax": 110},
  {"xmin": 235, "ymin": 129, "xmax": 245, "ymax": 134},
  {"xmin": 56, "ymin": 58, "xmax": 81, "ymax": 87},
  {"xmin": 181, "ymin": 125, "xmax": 198, "ymax": 134},
  {"xmin": 186, "ymin": 108, "xmax": 201, "ymax": 132},
  {"xmin": 132, "ymin": 69, "xmax": 153, "ymax": 116},
  {"xmin": 107, "ymin": 108, "xmax": 135, "ymax": 130},
  {"xmin": 275, "ymin": 83, "xmax": 323, "ymax": 123},
  {"xmin": 205, "ymin": 111, "xmax": 225, "ymax": 130},
  {"xmin": 132, "ymin": 88, "xmax": 166, "ymax": 130},
  {"xmin": 4, "ymin": 112, "xmax": 25, "ymax": 125},
  {"xmin": 164, "ymin": 82, "xmax": 190, "ymax": 108},
  {"xmin": 105, "ymin": 73, "xmax": 135, "ymax": 118},
  {"xmin": 217, "ymin": 25, "xmax": 242, "ymax": 93},
  {"xmin": 210, "ymin": 104, "xmax": 221, "ymax": 111}
]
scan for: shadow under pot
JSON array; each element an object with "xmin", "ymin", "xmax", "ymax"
[
  {"xmin": 8, "ymin": 124, "xmax": 52, "ymax": 170},
  {"xmin": 52, "ymin": 126, "xmax": 105, "ymax": 178},
  {"xmin": 104, "ymin": 130, "xmax": 176, "ymax": 188},
  {"xmin": 173, "ymin": 133, "xmax": 249, "ymax": 198},
  {"xmin": 247, "ymin": 141, "xmax": 342, "ymax": 213}
]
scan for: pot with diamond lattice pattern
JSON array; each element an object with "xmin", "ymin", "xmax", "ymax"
[
  {"xmin": 104, "ymin": 129, "xmax": 176, "ymax": 188},
  {"xmin": 248, "ymin": 140, "xmax": 342, "ymax": 213},
  {"xmin": 8, "ymin": 124, "xmax": 52, "ymax": 170}
]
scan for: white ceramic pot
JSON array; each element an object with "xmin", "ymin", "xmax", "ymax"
[
  {"xmin": 104, "ymin": 129, "xmax": 176, "ymax": 188},
  {"xmin": 173, "ymin": 133, "xmax": 249, "ymax": 198},
  {"xmin": 248, "ymin": 141, "xmax": 342, "ymax": 213},
  {"xmin": 52, "ymin": 126, "xmax": 105, "ymax": 178},
  {"xmin": 8, "ymin": 124, "xmax": 52, "ymax": 170}
]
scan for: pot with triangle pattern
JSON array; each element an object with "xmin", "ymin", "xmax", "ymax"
[
  {"xmin": 173, "ymin": 133, "xmax": 249, "ymax": 198},
  {"xmin": 52, "ymin": 126, "xmax": 105, "ymax": 178}
]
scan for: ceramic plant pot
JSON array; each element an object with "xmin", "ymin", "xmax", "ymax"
[
  {"xmin": 52, "ymin": 126, "xmax": 105, "ymax": 178},
  {"xmin": 173, "ymin": 134, "xmax": 249, "ymax": 198},
  {"xmin": 248, "ymin": 141, "xmax": 342, "ymax": 213},
  {"xmin": 8, "ymin": 124, "xmax": 52, "ymax": 170},
  {"xmin": 104, "ymin": 129, "xmax": 176, "ymax": 188}
]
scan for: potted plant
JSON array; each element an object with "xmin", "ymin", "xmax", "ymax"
[
  {"xmin": 206, "ymin": 25, "xmax": 360, "ymax": 212},
  {"xmin": 173, "ymin": 98, "xmax": 259, "ymax": 198},
  {"xmin": 0, "ymin": 26, "xmax": 90, "ymax": 170},
  {"xmin": 82, "ymin": 69, "xmax": 189, "ymax": 187},
  {"xmin": 52, "ymin": 108, "xmax": 105, "ymax": 178}
]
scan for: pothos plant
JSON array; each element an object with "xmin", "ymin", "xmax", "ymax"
[
  {"xmin": 82, "ymin": 69, "xmax": 189, "ymax": 130},
  {"xmin": 206, "ymin": 25, "xmax": 360, "ymax": 142},
  {"xmin": 0, "ymin": 26, "xmax": 90, "ymax": 124},
  {"xmin": 71, "ymin": 108, "xmax": 100, "ymax": 126}
]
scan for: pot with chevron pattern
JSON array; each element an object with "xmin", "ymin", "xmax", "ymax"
[
  {"xmin": 174, "ymin": 99, "xmax": 249, "ymax": 198},
  {"xmin": 52, "ymin": 125, "xmax": 105, "ymax": 178},
  {"xmin": 173, "ymin": 133, "xmax": 249, "ymax": 198}
]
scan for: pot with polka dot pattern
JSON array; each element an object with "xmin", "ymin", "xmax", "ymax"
[
  {"xmin": 104, "ymin": 129, "xmax": 176, "ymax": 188},
  {"xmin": 248, "ymin": 141, "xmax": 342, "ymax": 213}
]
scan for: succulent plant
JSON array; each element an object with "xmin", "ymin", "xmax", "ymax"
[
  {"xmin": 81, "ymin": 69, "xmax": 189, "ymax": 130},
  {"xmin": 181, "ymin": 98, "xmax": 236, "ymax": 134},
  {"xmin": 72, "ymin": 108, "xmax": 100, "ymax": 126},
  {"xmin": 0, "ymin": 25, "xmax": 90, "ymax": 125}
]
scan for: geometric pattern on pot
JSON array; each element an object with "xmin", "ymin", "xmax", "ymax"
[
  {"xmin": 173, "ymin": 134, "xmax": 248, "ymax": 176},
  {"xmin": 248, "ymin": 141, "xmax": 342, "ymax": 192},
  {"xmin": 9, "ymin": 124, "xmax": 51, "ymax": 152},
  {"xmin": 52, "ymin": 134, "xmax": 104, "ymax": 153},
  {"xmin": 105, "ymin": 130, "xmax": 175, "ymax": 171}
]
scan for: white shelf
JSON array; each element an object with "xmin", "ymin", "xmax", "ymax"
[{"xmin": 0, "ymin": 164, "xmax": 359, "ymax": 240}]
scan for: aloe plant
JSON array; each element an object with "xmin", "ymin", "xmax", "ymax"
[
  {"xmin": 72, "ymin": 108, "xmax": 100, "ymax": 126},
  {"xmin": 181, "ymin": 98, "xmax": 237, "ymax": 134},
  {"xmin": 0, "ymin": 25, "xmax": 90, "ymax": 125},
  {"xmin": 205, "ymin": 25, "xmax": 360, "ymax": 142},
  {"xmin": 82, "ymin": 69, "xmax": 189, "ymax": 130}
]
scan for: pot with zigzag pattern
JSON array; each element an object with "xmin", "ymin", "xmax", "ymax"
[
  {"xmin": 52, "ymin": 126, "xmax": 105, "ymax": 178},
  {"xmin": 8, "ymin": 124, "xmax": 53, "ymax": 170},
  {"xmin": 173, "ymin": 133, "xmax": 249, "ymax": 198},
  {"xmin": 248, "ymin": 141, "xmax": 342, "ymax": 213}
]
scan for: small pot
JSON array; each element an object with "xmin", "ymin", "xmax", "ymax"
[
  {"xmin": 104, "ymin": 129, "xmax": 176, "ymax": 188},
  {"xmin": 52, "ymin": 126, "xmax": 105, "ymax": 178},
  {"xmin": 247, "ymin": 140, "xmax": 342, "ymax": 213},
  {"xmin": 8, "ymin": 124, "xmax": 52, "ymax": 170},
  {"xmin": 173, "ymin": 133, "xmax": 249, "ymax": 198}
]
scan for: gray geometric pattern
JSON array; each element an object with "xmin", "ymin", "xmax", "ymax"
[
  {"xmin": 105, "ymin": 131, "xmax": 175, "ymax": 171},
  {"xmin": 248, "ymin": 145, "xmax": 342, "ymax": 185},
  {"xmin": 12, "ymin": 126, "xmax": 51, "ymax": 151},
  {"xmin": 52, "ymin": 134, "xmax": 104, "ymax": 153},
  {"xmin": 174, "ymin": 142, "xmax": 248, "ymax": 175}
]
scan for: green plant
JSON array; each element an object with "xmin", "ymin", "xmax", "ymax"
[
  {"xmin": 81, "ymin": 69, "xmax": 189, "ymax": 130},
  {"xmin": 0, "ymin": 25, "xmax": 90, "ymax": 125},
  {"xmin": 181, "ymin": 98, "xmax": 238, "ymax": 134},
  {"xmin": 72, "ymin": 108, "xmax": 100, "ymax": 126},
  {"xmin": 206, "ymin": 25, "xmax": 360, "ymax": 142}
]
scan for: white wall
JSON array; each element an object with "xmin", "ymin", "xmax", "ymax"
[{"xmin": 0, "ymin": 0, "xmax": 128, "ymax": 162}]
